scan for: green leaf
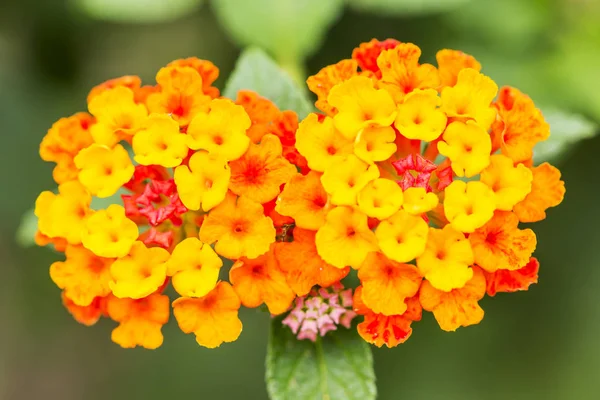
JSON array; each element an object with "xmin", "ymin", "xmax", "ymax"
[
  {"xmin": 71, "ymin": 0, "xmax": 204, "ymax": 23},
  {"xmin": 348, "ymin": 0, "xmax": 471, "ymax": 16},
  {"xmin": 223, "ymin": 48, "xmax": 314, "ymax": 118},
  {"xmin": 16, "ymin": 209, "xmax": 38, "ymax": 247},
  {"xmin": 534, "ymin": 109, "xmax": 599, "ymax": 164},
  {"xmin": 266, "ymin": 317, "xmax": 376, "ymax": 400},
  {"xmin": 211, "ymin": 0, "xmax": 343, "ymax": 63}
]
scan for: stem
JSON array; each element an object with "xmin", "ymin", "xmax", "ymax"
[{"xmin": 315, "ymin": 336, "xmax": 330, "ymax": 400}]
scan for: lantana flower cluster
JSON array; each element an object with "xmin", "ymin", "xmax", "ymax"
[
  {"xmin": 34, "ymin": 39, "xmax": 565, "ymax": 350},
  {"xmin": 299, "ymin": 39, "xmax": 565, "ymax": 346},
  {"xmin": 36, "ymin": 58, "xmax": 308, "ymax": 349}
]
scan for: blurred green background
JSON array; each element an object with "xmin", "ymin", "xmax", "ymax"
[{"xmin": 1, "ymin": 0, "xmax": 599, "ymax": 399}]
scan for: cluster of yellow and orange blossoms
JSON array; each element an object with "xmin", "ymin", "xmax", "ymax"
[{"xmin": 35, "ymin": 39, "xmax": 565, "ymax": 350}]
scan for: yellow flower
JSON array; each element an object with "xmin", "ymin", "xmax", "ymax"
[
  {"xmin": 74, "ymin": 144, "xmax": 134, "ymax": 198},
  {"xmin": 357, "ymin": 178, "xmax": 403, "ymax": 220},
  {"xmin": 437, "ymin": 121, "xmax": 492, "ymax": 178},
  {"xmin": 402, "ymin": 187, "xmax": 439, "ymax": 215},
  {"xmin": 327, "ymin": 75, "xmax": 396, "ymax": 139},
  {"xmin": 440, "ymin": 68, "xmax": 498, "ymax": 130},
  {"xmin": 321, "ymin": 154, "xmax": 379, "ymax": 206},
  {"xmin": 35, "ymin": 181, "xmax": 91, "ymax": 245},
  {"xmin": 174, "ymin": 151, "xmax": 230, "ymax": 211},
  {"xmin": 295, "ymin": 114, "xmax": 354, "ymax": 172},
  {"xmin": 166, "ymin": 237, "xmax": 222, "ymax": 298},
  {"xmin": 187, "ymin": 98, "xmax": 251, "ymax": 161},
  {"xmin": 394, "ymin": 89, "xmax": 447, "ymax": 142},
  {"xmin": 354, "ymin": 126, "xmax": 397, "ymax": 164},
  {"xmin": 376, "ymin": 210, "xmax": 429, "ymax": 263},
  {"xmin": 416, "ymin": 225, "xmax": 474, "ymax": 292},
  {"xmin": 81, "ymin": 204, "xmax": 139, "ymax": 258},
  {"xmin": 109, "ymin": 241, "xmax": 169, "ymax": 299},
  {"xmin": 132, "ymin": 114, "xmax": 189, "ymax": 168},
  {"xmin": 88, "ymin": 86, "xmax": 148, "ymax": 146},
  {"xmin": 480, "ymin": 154, "xmax": 533, "ymax": 211},
  {"xmin": 315, "ymin": 206, "xmax": 378, "ymax": 269},
  {"xmin": 444, "ymin": 181, "xmax": 496, "ymax": 233}
]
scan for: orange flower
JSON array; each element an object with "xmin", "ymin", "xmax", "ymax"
[
  {"xmin": 87, "ymin": 75, "xmax": 142, "ymax": 103},
  {"xmin": 275, "ymin": 228, "xmax": 350, "ymax": 296},
  {"xmin": 173, "ymin": 282, "xmax": 243, "ymax": 348},
  {"xmin": 469, "ymin": 210, "xmax": 536, "ymax": 273},
  {"xmin": 513, "ymin": 162, "xmax": 565, "ymax": 222},
  {"xmin": 492, "ymin": 87, "xmax": 550, "ymax": 163},
  {"xmin": 307, "ymin": 59, "xmax": 358, "ymax": 114},
  {"xmin": 484, "ymin": 257, "xmax": 539, "ymax": 296},
  {"xmin": 235, "ymin": 90, "xmax": 281, "ymax": 143},
  {"xmin": 168, "ymin": 57, "xmax": 220, "ymax": 98},
  {"xmin": 229, "ymin": 134, "xmax": 296, "ymax": 204},
  {"xmin": 419, "ymin": 266, "xmax": 486, "ymax": 332},
  {"xmin": 352, "ymin": 38, "xmax": 401, "ymax": 77},
  {"xmin": 436, "ymin": 49, "xmax": 481, "ymax": 88},
  {"xmin": 230, "ymin": 246, "xmax": 295, "ymax": 315},
  {"xmin": 62, "ymin": 292, "xmax": 107, "ymax": 326},
  {"xmin": 377, "ymin": 43, "xmax": 439, "ymax": 101},
  {"xmin": 50, "ymin": 245, "xmax": 114, "ymax": 307},
  {"xmin": 275, "ymin": 171, "xmax": 331, "ymax": 230},
  {"xmin": 357, "ymin": 252, "xmax": 422, "ymax": 316},
  {"xmin": 354, "ymin": 286, "xmax": 422, "ymax": 348},
  {"xmin": 107, "ymin": 293, "xmax": 170, "ymax": 349},
  {"xmin": 199, "ymin": 193, "xmax": 275, "ymax": 259},
  {"xmin": 39, "ymin": 113, "xmax": 94, "ymax": 184},
  {"xmin": 315, "ymin": 206, "xmax": 378, "ymax": 269},
  {"xmin": 146, "ymin": 65, "xmax": 210, "ymax": 126}
]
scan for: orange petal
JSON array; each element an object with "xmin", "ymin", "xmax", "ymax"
[
  {"xmin": 358, "ymin": 252, "xmax": 422, "ymax": 316},
  {"xmin": 469, "ymin": 210, "xmax": 536, "ymax": 273},
  {"xmin": 484, "ymin": 257, "xmax": 539, "ymax": 296},
  {"xmin": 492, "ymin": 87, "xmax": 550, "ymax": 163},
  {"xmin": 354, "ymin": 287, "xmax": 422, "ymax": 348},
  {"xmin": 229, "ymin": 246, "xmax": 295, "ymax": 315},
  {"xmin": 275, "ymin": 228, "xmax": 349, "ymax": 296},
  {"xmin": 307, "ymin": 59, "xmax": 358, "ymax": 114},
  {"xmin": 172, "ymin": 282, "xmax": 242, "ymax": 348},
  {"xmin": 513, "ymin": 162, "xmax": 565, "ymax": 223},
  {"xmin": 436, "ymin": 49, "xmax": 481, "ymax": 88},
  {"xmin": 352, "ymin": 38, "xmax": 401, "ymax": 77},
  {"xmin": 419, "ymin": 266, "xmax": 486, "ymax": 332}
]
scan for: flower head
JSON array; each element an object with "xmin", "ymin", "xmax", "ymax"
[{"xmin": 34, "ymin": 44, "xmax": 564, "ymax": 351}]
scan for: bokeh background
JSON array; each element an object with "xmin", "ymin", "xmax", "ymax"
[{"xmin": 1, "ymin": 0, "xmax": 600, "ymax": 399}]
